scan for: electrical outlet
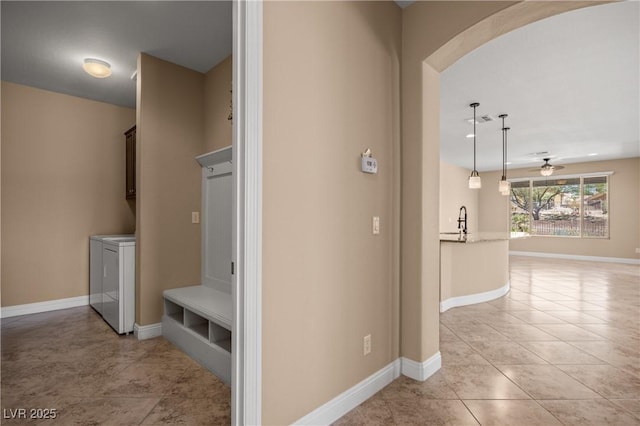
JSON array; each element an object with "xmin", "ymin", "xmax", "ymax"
[
  {"xmin": 192, "ymin": 212, "xmax": 200, "ymax": 224},
  {"xmin": 636, "ymin": 248, "xmax": 640, "ymax": 254},
  {"xmin": 372, "ymin": 216, "xmax": 380, "ymax": 235},
  {"xmin": 363, "ymin": 334, "xmax": 372, "ymax": 356}
]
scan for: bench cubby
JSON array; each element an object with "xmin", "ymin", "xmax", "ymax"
[{"xmin": 162, "ymin": 285, "xmax": 232, "ymax": 385}]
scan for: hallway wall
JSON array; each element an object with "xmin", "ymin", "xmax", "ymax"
[
  {"xmin": 1, "ymin": 82, "xmax": 135, "ymax": 307},
  {"xmin": 136, "ymin": 54, "xmax": 204, "ymax": 325},
  {"xmin": 262, "ymin": 2, "xmax": 401, "ymax": 423},
  {"xmin": 135, "ymin": 53, "xmax": 233, "ymax": 326}
]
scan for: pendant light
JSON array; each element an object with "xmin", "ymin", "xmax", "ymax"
[
  {"xmin": 468, "ymin": 102, "xmax": 481, "ymax": 189},
  {"xmin": 498, "ymin": 114, "xmax": 511, "ymax": 195}
]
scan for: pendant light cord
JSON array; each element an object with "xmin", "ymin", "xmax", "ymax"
[
  {"xmin": 473, "ymin": 104, "xmax": 477, "ymax": 172},
  {"xmin": 502, "ymin": 116, "xmax": 506, "ymax": 179},
  {"xmin": 470, "ymin": 102, "xmax": 479, "ymax": 174},
  {"xmin": 499, "ymin": 113, "xmax": 509, "ymax": 181},
  {"xmin": 504, "ymin": 124, "xmax": 509, "ymax": 180}
]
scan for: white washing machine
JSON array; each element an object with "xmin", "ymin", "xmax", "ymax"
[{"xmin": 89, "ymin": 235, "xmax": 135, "ymax": 334}]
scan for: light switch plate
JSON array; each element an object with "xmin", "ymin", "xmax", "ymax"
[{"xmin": 372, "ymin": 216, "xmax": 380, "ymax": 235}]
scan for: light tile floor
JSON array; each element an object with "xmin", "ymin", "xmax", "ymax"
[
  {"xmin": 1, "ymin": 306, "xmax": 230, "ymax": 425},
  {"xmin": 334, "ymin": 256, "xmax": 640, "ymax": 425},
  {"xmin": 2, "ymin": 256, "xmax": 638, "ymax": 425}
]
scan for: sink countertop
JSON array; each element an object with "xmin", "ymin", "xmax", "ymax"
[{"xmin": 439, "ymin": 232, "xmax": 512, "ymax": 243}]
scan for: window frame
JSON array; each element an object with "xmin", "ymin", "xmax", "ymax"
[{"xmin": 509, "ymin": 171, "xmax": 612, "ymax": 239}]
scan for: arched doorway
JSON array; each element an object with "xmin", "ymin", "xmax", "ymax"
[{"xmin": 399, "ymin": 0, "xmax": 608, "ymax": 376}]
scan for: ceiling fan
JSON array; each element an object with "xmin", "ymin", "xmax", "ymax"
[{"xmin": 529, "ymin": 158, "xmax": 565, "ymax": 176}]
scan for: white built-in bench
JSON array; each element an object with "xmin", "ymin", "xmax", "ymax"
[
  {"xmin": 162, "ymin": 146, "xmax": 233, "ymax": 385},
  {"xmin": 162, "ymin": 286, "xmax": 232, "ymax": 384}
]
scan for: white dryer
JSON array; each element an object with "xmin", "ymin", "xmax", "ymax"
[{"xmin": 89, "ymin": 235, "xmax": 135, "ymax": 334}]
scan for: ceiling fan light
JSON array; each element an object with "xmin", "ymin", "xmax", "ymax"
[
  {"xmin": 540, "ymin": 166, "xmax": 554, "ymax": 176},
  {"xmin": 83, "ymin": 58, "xmax": 112, "ymax": 78}
]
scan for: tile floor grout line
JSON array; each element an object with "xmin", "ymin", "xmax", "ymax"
[
  {"xmin": 136, "ymin": 397, "xmax": 164, "ymax": 426},
  {"xmin": 458, "ymin": 399, "xmax": 482, "ymax": 425}
]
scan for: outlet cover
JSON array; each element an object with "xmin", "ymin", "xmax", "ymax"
[
  {"xmin": 192, "ymin": 212, "xmax": 200, "ymax": 224},
  {"xmin": 636, "ymin": 248, "xmax": 640, "ymax": 254},
  {"xmin": 363, "ymin": 334, "xmax": 372, "ymax": 355}
]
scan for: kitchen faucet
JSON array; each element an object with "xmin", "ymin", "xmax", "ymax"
[{"xmin": 458, "ymin": 206, "xmax": 468, "ymax": 235}]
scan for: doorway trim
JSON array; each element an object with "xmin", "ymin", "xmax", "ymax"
[{"xmin": 232, "ymin": 0, "xmax": 263, "ymax": 425}]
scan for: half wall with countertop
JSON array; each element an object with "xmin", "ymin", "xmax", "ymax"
[{"xmin": 439, "ymin": 233, "xmax": 510, "ymax": 312}]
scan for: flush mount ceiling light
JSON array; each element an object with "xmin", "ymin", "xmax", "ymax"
[
  {"xmin": 498, "ymin": 114, "xmax": 511, "ymax": 195},
  {"xmin": 468, "ymin": 102, "xmax": 481, "ymax": 189},
  {"xmin": 83, "ymin": 58, "xmax": 112, "ymax": 78}
]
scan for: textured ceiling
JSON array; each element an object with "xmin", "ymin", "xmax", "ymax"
[
  {"xmin": 1, "ymin": 1, "xmax": 232, "ymax": 108},
  {"xmin": 440, "ymin": 1, "xmax": 639, "ymax": 172}
]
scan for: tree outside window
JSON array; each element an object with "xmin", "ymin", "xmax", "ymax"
[{"xmin": 510, "ymin": 181, "xmax": 530, "ymax": 234}]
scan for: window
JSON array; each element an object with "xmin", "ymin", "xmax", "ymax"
[
  {"xmin": 510, "ymin": 174, "xmax": 609, "ymax": 238},
  {"xmin": 583, "ymin": 176, "xmax": 609, "ymax": 237},
  {"xmin": 510, "ymin": 181, "xmax": 531, "ymax": 234}
]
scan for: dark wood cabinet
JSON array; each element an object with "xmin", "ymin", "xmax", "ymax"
[{"xmin": 125, "ymin": 125, "xmax": 136, "ymax": 200}]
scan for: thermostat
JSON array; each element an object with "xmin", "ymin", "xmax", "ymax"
[{"xmin": 361, "ymin": 157, "xmax": 378, "ymax": 174}]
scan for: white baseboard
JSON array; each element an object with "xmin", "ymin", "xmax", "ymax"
[
  {"xmin": 510, "ymin": 250, "xmax": 640, "ymax": 265},
  {"xmin": 440, "ymin": 281, "xmax": 510, "ymax": 313},
  {"xmin": 0, "ymin": 295, "xmax": 89, "ymax": 318},
  {"xmin": 401, "ymin": 352, "xmax": 442, "ymax": 382},
  {"xmin": 134, "ymin": 322, "xmax": 162, "ymax": 340},
  {"xmin": 293, "ymin": 359, "xmax": 401, "ymax": 425}
]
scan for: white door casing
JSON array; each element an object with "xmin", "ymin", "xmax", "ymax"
[{"xmin": 232, "ymin": 1, "xmax": 262, "ymax": 425}]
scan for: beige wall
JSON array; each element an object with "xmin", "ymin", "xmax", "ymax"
[
  {"xmin": 439, "ymin": 160, "xmax": 479, "ymax": 234},
  {"xmin": 136, "ymin": 54, "xmax": 204, "ymax": 325},
  {"xmin": 263, "ymin": 2, "xmax": 401, "ymax": 424},
  {"xmin": 1, "ymin": 81, "xmax": 135, "ymax": 306},
  {"xmin": 478, "ymin": 169, "xmax": 511, "ymax": 232},
  {"xmin": 204, "ymin": 55, "xmax": 233, "ymax": 152},
  {"xmin": 477, "ymin": 157, "xmax": 640, "ymax": 260}
]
